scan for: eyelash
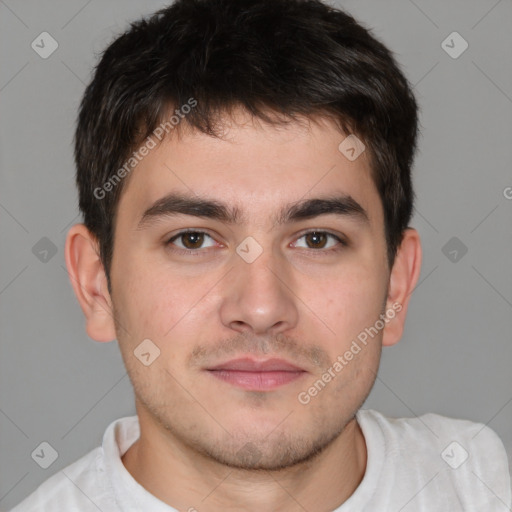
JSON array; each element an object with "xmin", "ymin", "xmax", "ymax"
[{"xmin": 165, "ymin": 229, "xmax": 347, "ymax": 256}]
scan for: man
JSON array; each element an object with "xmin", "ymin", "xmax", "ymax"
[{"xmin": 12, "ymin": 0, "xmax": 511, "ymax": 510}]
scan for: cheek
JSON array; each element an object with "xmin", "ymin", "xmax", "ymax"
[
  {"xmin": 114, "ymin": 255, "xmax": 217, "ymax": 346},
  {"xmin": 111, "ymin": 252, "xmax": 172, "ymax": 339},
  {"xmin": 306, "ymin": 263, "xmax": 386, "ymax": 341}
]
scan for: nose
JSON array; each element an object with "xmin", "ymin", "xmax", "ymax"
[{"xmin": 219, "ymin": 247, "xmax": 299, "ymax": 336}]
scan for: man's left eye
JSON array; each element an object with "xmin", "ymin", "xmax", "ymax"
[{"xmin": 292, "ymin": 231, "xmax": 346, "ymax": 251}]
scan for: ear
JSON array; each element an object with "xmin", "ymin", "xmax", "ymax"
[
  {"xmin": 64, "ymin": 224, "xmax": 117, "ymax": 342},
  {"xmin": 382, "ymin": 228, "xmax": 422, "ymax": 347}
]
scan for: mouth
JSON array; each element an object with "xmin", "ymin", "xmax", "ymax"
[{"xmin": 205, "ymin": 357, "xmax": 308, "ymax": 391}]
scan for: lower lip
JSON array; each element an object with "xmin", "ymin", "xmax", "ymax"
[{"xmin": 207, "ymin": 370, "xmax": 306, "ymax": 390}]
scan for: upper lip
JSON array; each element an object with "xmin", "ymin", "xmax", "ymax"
[{"xmin": 206, "ymin": 357, "xmax": 306, "ymax": 372}]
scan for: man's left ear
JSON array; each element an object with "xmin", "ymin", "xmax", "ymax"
[{"xmin": 382, "ymin": 228, "xmax": 422, "ymax": 347}]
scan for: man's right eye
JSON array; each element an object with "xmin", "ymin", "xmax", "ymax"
[{"xmin": 166, "ymin": 230, "xmax": 219, "ymax": 253}]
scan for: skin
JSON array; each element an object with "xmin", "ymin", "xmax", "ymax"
[{"xmin": 65, "ymin": 109, "xmax": 422, "ymax": 512}]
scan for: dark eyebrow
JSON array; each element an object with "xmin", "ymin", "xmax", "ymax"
[{"xmin": 136, "ymin": 192, "xmax": 369, "ymax": 230}]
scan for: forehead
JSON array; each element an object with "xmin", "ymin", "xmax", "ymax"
[{"xmin": 117, "ymin": 113, "xmax": 382, "ymax": 228}]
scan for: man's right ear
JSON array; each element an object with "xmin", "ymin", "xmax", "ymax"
[{"xmin": 64, "ymin": 224, "xmax": 117, "ymax": 342}]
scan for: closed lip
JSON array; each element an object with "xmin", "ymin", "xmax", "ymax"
[{"xmin": 206, "ymin": 357, "xmax": 306, "ymax": 372}]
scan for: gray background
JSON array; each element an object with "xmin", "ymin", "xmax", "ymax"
[{"xmin": 1, "ymin": 0, "xmax": 511, "ymax": 509}]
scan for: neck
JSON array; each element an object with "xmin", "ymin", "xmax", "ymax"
[{"xmin": 121, "ymin": 408, "xmax": 367, "ymax": 512}]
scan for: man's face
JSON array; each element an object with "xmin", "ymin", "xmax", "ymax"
[{"xmin": 110, "ymin": 111, "xmax": 390, "ymax": 470}]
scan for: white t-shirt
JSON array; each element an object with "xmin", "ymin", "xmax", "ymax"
[{"xmin": 11, "ymin": 409, "xmax": 511, "ymax": 511}]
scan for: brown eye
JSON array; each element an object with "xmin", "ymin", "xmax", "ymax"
[
  {"xmin": 180, "ymin": 232, "xmax": 205, "ymax": 249},
  {"xmin": 304, "ymin": 232, "xmax": 329, "ymax": 249},
  {"xmin": 167, "ymin": 231, "xmax": 216, "ymax": 251},
  {"xmin": 294, "ymin": 231, "xmax": 345, "ymax": 251}
]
